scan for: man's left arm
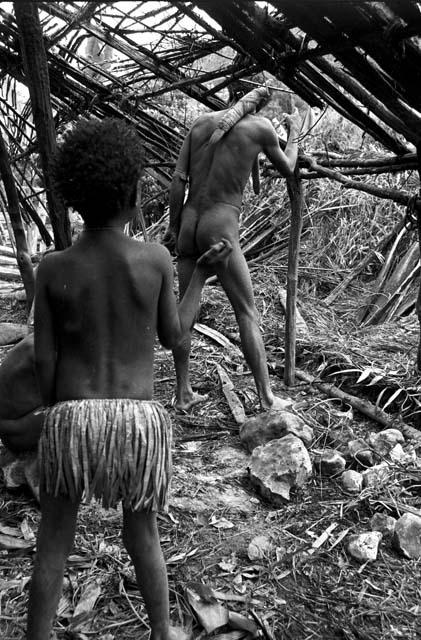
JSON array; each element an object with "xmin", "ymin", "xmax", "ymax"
[
  {"xmin": 34, "ymin": 255, "xmax": 57, "ymax": 407},
  {"xmin": 262, "ymin": 108, "xmax": 301, "ymax": 177}
]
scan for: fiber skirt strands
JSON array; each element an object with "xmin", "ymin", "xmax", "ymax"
[{"xmin": 39, "ymin": 399, "xmax": 172, "ymax": 511}]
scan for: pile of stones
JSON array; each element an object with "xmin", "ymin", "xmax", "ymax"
[{"xmin": 240, "ymin": 411, "xmax": 421, "ymax": 561}]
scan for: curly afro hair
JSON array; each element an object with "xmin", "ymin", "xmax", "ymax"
[{"xmin": 53, "ymin": 117, "xmax": 144, "ymax": 226}]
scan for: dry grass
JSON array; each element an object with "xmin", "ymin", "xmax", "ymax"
[
  {"xmin": 1, "ymin": 109, "xmax": 421, "ymax": 640},
  {"xmin": 1, "ymin": 260, "xmax": 421, "ymax": 639}
]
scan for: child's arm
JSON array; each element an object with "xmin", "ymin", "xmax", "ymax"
[
  {"xmin": 33, "ymin": 255, "xmax": 57, "ymax": 407},
  {"xmin": 157, "ymin": 240, "xmax": 231, "ymax": 349}
]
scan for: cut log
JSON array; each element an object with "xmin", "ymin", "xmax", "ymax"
[
  {"xmin": 295, "ymin": 368, "xmax": 421, "ymax": 443},
  {"xmin": 194, "ymin": 323, "xmax": 243, "ymax": 360},
  {"xmin": 216, "ymin": 364, "xmax": 246, "ymax": 425}
]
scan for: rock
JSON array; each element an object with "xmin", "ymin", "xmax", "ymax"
[
  {"xmin": 249, "ymin": 434, "xmax": 312, "ymax": 503},
  {"xmin": 362, "ymin": 462, "xmax": 390, "ymax": 488},
  {"xmin": 347, "ymin": 532, "xmax": 382, "ymax": 562},
  {"xmin": 247, "ymin": 535, "xmax": 273, "ymax": 561},
  {"xmin": 341, "ymin": 470, "xmax": 363, "ymax": 494},
  {"xmin": 389, "ymin": 443, "xmax": 405, "ymax": 463},
  {"xmin": 347, "ymin": 439, "xmax": 373, "ymax": 467},
  {"xmin": 313, "ymin": 449, "xmax": 346, "ymax": 476},
  {"xmin": 370, "ymin": 513, "xmax": 396, "ymax": 537},
  {"xmin": 394, "ymin": 512, "xmax": 421, "ymax": 558},
  {"xmin": 368, "ymin": 429, "xmax": 404, "ymax": 457},
  {"xmin": 240, "ymin": 411, "xmax": 313, "ymax": 452}
]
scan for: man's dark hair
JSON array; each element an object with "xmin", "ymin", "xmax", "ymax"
[{"xmin": 53, "ymin": 117, "xmax": 144, "ymax": 226}]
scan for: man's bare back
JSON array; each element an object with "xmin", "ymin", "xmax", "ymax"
[{"xmin": 175, "ymin": 111, "xmax": 297, "ymax": 257}]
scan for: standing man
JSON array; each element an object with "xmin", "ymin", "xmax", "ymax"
[{"xmin": 163, "ymin": 87, "xmax": 302, "ymax": 412}]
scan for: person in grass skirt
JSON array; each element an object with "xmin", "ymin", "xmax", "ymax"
[{"xmin": 27, "ymin": 117, "xmax": 231, "ymax": 640}]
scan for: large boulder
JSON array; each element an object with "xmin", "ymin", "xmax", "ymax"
[
  {"xmin": 249, "ymin": 434, "xmax": 312, "ymax": 503},
  {"xmin": 240, "ymin": 411, "xmax": 313, "ymax": 453}
]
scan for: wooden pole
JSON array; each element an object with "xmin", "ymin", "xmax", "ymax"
[
  {"xmin": 414, "ymin": 142, "xmax": 421, "ymax": 374},
  {"xmin": 14, "ymin": 1, "xmax": 71, "ymax": 250},
  {"xmin": 0, "ymin": 131, "xmax": 35, "ymax": 311},
  {"xmin": 284, "ymin": 161, "xmax": 304, "ymax": 386}
]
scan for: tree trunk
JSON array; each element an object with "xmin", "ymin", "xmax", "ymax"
[
  {"xmin": 0, "ymin": 131, "xmax": 35, "ymax": 310},
  {"xmin": 14, "ymin": 1, "xmax": 71, "ymax": 250}
]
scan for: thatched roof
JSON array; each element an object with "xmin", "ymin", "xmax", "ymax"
[{"xmin": 1, "ymin": 1, "xmax": 421, "ymax": 178}]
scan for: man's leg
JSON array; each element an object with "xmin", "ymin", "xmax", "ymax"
[
  {"xmin": 172, "ymin": 256, "xmax": 207, "ymax": 411},
  {"xmin": 215, "ymin": 246, "xmax": 287, "ymax": 411},
  {"xmin": 123, "ymin": 509, "xmax": 186, "ymax": 640},
  {"xmin": 27, "ymin": 492, "xmax": 80, "ymax": 639}
]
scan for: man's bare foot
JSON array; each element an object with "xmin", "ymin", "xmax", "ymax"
[
  {"xmin": 175, "ymin": 391, "xmax": 208, "ymax": 412},
  {"xmin": 263, "ymin": 395, "xmax": 293, "ymax": 413}
]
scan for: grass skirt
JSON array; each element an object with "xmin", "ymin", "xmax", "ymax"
[{"xmin": 39, "ymin": 399, "xmax": 172, "ymax": 511}]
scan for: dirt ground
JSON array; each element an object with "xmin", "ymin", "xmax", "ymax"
[{"xmin": 0, "ymin": 282, "xmax": 421, "ymax": 640}]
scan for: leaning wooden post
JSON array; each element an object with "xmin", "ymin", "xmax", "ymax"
[
  {"xmin": 284, "ymin": 161, "xmax": 304, "ymax": 386},
  {"xmin": 0, "ymin": 131, "xmax": 35, "ymax": 311},
  {"xmin": 14, "ymin": 2, "xmax": 71, "ymax": 249}
]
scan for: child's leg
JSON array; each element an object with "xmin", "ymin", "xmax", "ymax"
[
  {"xmin": 122, "ymin": 509, "xmax": 171, "ymax": 640},
  {"xmin": 27, "ymin": 491, "xmax": 80, "ymax": 640}
]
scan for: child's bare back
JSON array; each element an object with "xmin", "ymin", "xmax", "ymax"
[{"xmin": 37, "ymin": 230, "xmax": 172, "ymax": 402}]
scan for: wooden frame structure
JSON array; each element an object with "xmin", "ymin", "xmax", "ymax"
[{"xmin": 1, "ymin": 1, "xmax": 421, "ymax": 376}]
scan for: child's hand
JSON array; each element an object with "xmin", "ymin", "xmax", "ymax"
[{"xmin": 197, "ymin": 238, "xmax": 232, "ymax": 274}]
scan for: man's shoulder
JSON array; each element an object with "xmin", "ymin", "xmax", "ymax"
[
  {"xmin": 241, "ymin": 113, "xmax": 274, "ymax": 132},
  {"xmin": 239, "ymin": 114, "xmax": 278, "ymax": 144}
]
